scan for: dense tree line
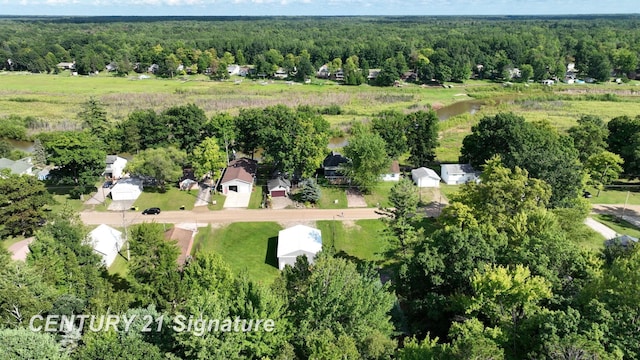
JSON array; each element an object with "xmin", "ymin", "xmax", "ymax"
[{"xmin": 2, "ymin": 16, "xmax": 640, "ymax": 82}]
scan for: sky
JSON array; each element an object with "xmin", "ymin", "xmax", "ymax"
[{"xmin": 0, "ymin": 0, "xmax": 637, "ymax": 17}]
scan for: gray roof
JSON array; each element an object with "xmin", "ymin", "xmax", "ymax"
[
  {"xmin": 441, "ymin": 163, "xmax": 477, "ymax": 175},
  {"xmin": 0, "ymin": 157, "xmax": 33, "ymax": 175},
  {"xmin": 268, "ymin": 177, "xmax": 291, "ymax": 191},
  {"xmin": 605, "ymin": 235, "xmax": 639, "ymax": 248},
  {"xmin": 105, "ymin": 155, "xmax": 118, "ymax": 164},
  {"xmin": 411, "ymin": 167, "xmax": 440, "ymax": 180}
]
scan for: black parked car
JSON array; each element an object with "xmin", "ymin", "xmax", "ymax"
[{"xmin": 142, "ymin": 207, "xmax": 161, "ymax": 215}]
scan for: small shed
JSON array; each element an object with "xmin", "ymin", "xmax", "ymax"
[
  {"xmin": 277, "ymin": 225, "xmax": 322, "ymax": 270},
  {"xmin": 440, "ymin": 164, "xmax": 479, "ymax": 185},
  {"xmin": 268, "ymin": 177, "xmax": 291, "ymax": 197},
  {"xmin": 87, "ymin": 224, "xmax": 123, "ymax": 267},
  {"xmin": 110, "ymin": 177, "xmax": 143, "ymax": 201},
  {"xmin": 411, "ymin": 167, "xmax": 441, "ymax": 188},
  {"xmin": 382, "ymin": 160, "xmax": 401, "ymax": 182}
]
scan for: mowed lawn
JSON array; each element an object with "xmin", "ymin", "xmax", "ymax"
[
  {"xmin": 317, "ymin": 219, "xmax": 389, "ymax": 263},
  {"xmin": 192, "ymin": 223, "xmax": 282, "ymax": 284},
  {"xmin": 133, "ymin": 187, "xmax": 198, "ymax": 211}
]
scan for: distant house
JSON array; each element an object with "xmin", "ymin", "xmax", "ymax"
[
  {"xmin": 368, "ymin": 69, "xmax": 381, "ymax": 81},
  {"xmin": 317, "ymin": 64, "xmax": 330, "ymax": 79},
  {"xmin": 110, "ymin": 177, "xmax": 143, "ymax": 201},
  {"xmin": 382, "ymin": 160, "xmax": 401, "ymax": 182},
  {"xmin": 268, "ymin": 177, "xmax": 291, "ymax": 197},
  {"xmin": 541, "ymin": 79, "xmax": 555, "ymax": 86},
  {"xmin": 239, "ymin": 66, "xmax": 252, "ymax": 77},
  {"xmin": 227, "ymin": 64, "xmax": 240, "ymax": 76},
  {"xmin": 277, "ymin": 225, "xmax": 322, "ymax": 270},
  {"xmin": 105, "ymin": 63, "xmax": 117, "ymax": 72},
  {"xmin": 322, "ymin": 151, "xmax": 349, "ymax": 179},
  {"xmin": 164, "ymin": 226, "xmax": 196, "ymax": 268},
  {"xmin": 104, "ymin": 155, "xmax": 128, "ymax": 180},
  {"xmin": 220, "ymin": 158, "xmax": 257, "ymax": 194},
  {"xmin": 333, "ymin": 69, "xmax": 344, "ymax": 82},
  {"xmin": 411, "ymin": 167, "xmax": 441, "ymax": 187},
  {"xmin": 148, "ymin": 64, "xmax": 159, "ymax": 74},
  {"xmin": 56, "ymin": 62, "xmax": 75, "ymax": 71},
  {"xmin": 440, "ymin": 164, "xmax": 479, "ymax": 185},
  {"xmin": 87, "ymin": 224, "xmax": 123, "ymax": 267},
  {"xmin": 274, "ymin": 67, "xmax": 288, "ymax": 79},
  {"xmin": 0, "ymin": 157, "xmax": 34, "ymax": 176}
]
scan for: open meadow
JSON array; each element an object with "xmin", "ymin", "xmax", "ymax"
[{"xmin": 5, "ymin": 72, "xmax": 640, "ymax": 166}]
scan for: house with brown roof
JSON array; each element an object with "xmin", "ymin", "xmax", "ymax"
[
  {"xmin": 382, "ymin": 160, "xmax": 401, "ymax": 182},
  {"xmin": 220, "ymin": 158, "xmax": 257, "ymax": 194},
  {"xmin": 164, "ymin": 226, "xmax": 196, "ymax": 268}
]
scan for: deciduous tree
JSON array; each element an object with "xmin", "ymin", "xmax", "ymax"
[
  {"xmin": 342, "ymin": 131, "xmax": 390, "ymax": 193},
  {"xmin": 126, "ymin": 147, "xmax": 187, "ymax": 190}
]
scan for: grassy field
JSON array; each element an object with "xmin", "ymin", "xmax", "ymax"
[
  {"xmin": 364, "ymin": 182, "xmax": 395, "ymax": 208},
  {"xmin": 191, "ymin": 222, "xmax": 282, "ymax": 284},
  {"xmin": 133, "ymin": 187, "xmax": 197, "ymax": 211},
  {"xmin": 0, "ymin": 71, "xmax": 470, "ymax": 126},
  {"xmin": 317, "ymin": 219, "xmax": 389, "ymax": 264},
  {"xmin": 594, "ymin": 214, "xmax": 640, "ymax": 239},
  {"xmin": 587, "ymin": 186, "xmax": 640, "ymax": 205},
  {"xmin": 317, "ymin": 185, "xmax": 348, "ymax": 209}
]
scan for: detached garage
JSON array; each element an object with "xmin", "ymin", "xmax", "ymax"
[
  {"xmin": 411, "ymin": 167, "xmax": 441, "ymax": 187},
  {"xmin": 220, "ymin": 158, "xmax": 257, "ymax": 194},
  {"xmin": 110, "ymin": 177, "xmax": 143, "ymax": 201},
  {"xmin": 277, "ymin": 225, "xmax": 322, "ymax": 270},
  {"xmin": 268, "ymin": 177, "xmax": 291, "ymax": 197}
]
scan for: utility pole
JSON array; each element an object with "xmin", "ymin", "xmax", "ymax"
[{"xmin": 621, "ymin": 190, "xmax": 630, "ymax": 221}]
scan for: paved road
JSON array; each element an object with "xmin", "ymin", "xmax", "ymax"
[{"xmin": 80, "ymin": 208, "xmax": 384, "ymax": 227}]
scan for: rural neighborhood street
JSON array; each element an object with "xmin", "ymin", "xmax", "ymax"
[{"xmin": 80, "ymin": 208, "xmax": 385, "ymax": 227}]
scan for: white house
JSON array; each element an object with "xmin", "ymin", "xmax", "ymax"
[
  {"xmin": 440, "ymin": 164, "xmax": 479, "ymax": 185},
  {"xmin": 110, "ymin": 177, "xmax": 143, "ymax": 201},
  {"xmin": 382, "ymin": 160, "xmax": 401, "ymax": 182},
  {"xmin": 87, "ymin": 224, "xmax": 123, "ymax": 267},
  {"xmin": 104, "ymin": 155, "xmax": 128, "ymax": 180},
  {"xmin": 227, "ymin": 64, "xmax": 240, "ymax": 76},
  {"xmin": 411, "ymin": 167, "xmax": 441, "ymax": 187},
  {"xmin": 277, "ymin": 225, "xmax": 322, "ymax": 270},
  {"xmin": 220, "ymin": 158, "xmax": 257, "ymax": 194}
]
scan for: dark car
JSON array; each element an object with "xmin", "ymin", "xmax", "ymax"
[
  {"xmin": 102, "ymin": 181, "xmax": 113, "ymax": 188},
  {"xmin": 583, "ymin": 191, "xmax": 592, "ymax": 199},
  {"xmin": 142, "ymin": 207, "xmax": 161, "ymax": 215}
]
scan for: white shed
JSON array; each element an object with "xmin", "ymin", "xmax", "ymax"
[
  {"xmin": 277, "ymin": 225, "xmax": 322, "ymax": 270},
  {"xmin": 110, "ymin": 177, "xmax": 143, "ymax": 201},
  {"xmin": 87, "ymin": 224, "xmax": 123, "ymax": 267},
  {"xmin": 440, "ymin": 164, "xmax": 479, "ymax": 185},
  {"xmin": 411, "ymin": 167, "xmax": 441, "ymax": 187}
]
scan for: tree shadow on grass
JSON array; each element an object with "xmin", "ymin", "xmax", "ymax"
[{"xmin": 265, "ymin": 236, "xmax": 279, "ymax": 269}]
